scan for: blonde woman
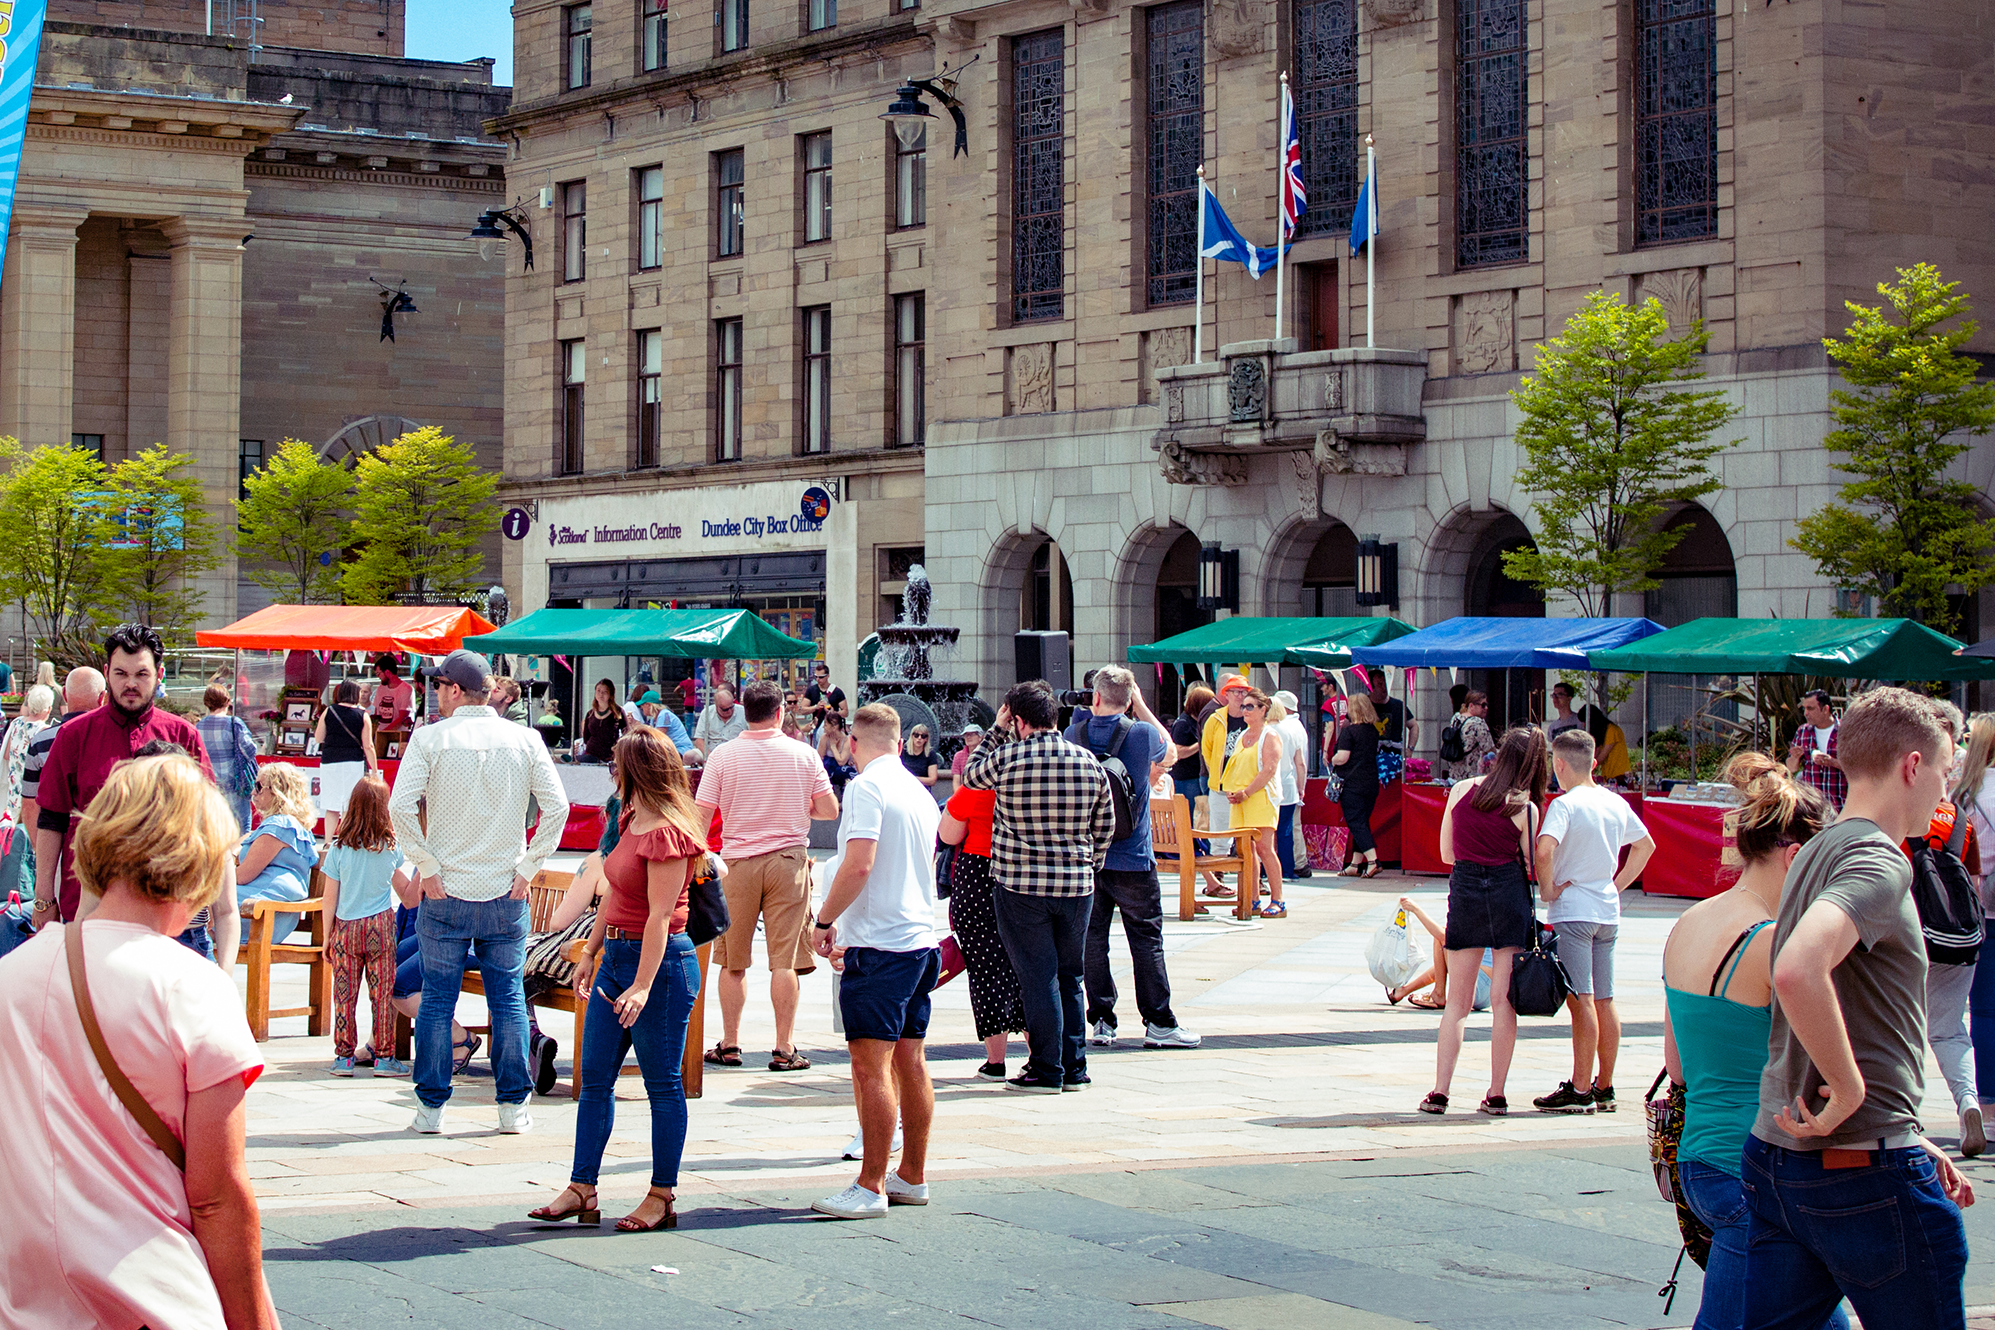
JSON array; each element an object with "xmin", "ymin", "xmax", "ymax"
[
  {"xmin": 236, "ymin": 763, "xmax": 318, "ymax": 944},
  {"xmin": 1218, "ymin": 686, "xmax": 1286, "ymax": 917},
  {"xmin": 0, "ymin": 753, "xmax": 278, "ymax": 1328}
]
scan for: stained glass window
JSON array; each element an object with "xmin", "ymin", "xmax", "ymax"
[
  {"xmin": 1293, "ymin": 0, "xmax": 1357, "ymax": 239},
  {"xmin": 1147, "ymin": 1, "xmax": 1204, "ymax": 305},
  {"xmin": 1636, "ymin": 0, "xmax": 1717, "ymax": 245},
  {"xmin": 1011, "ymin": 29, "xmax": 1064, "ymax": 322},
  {"xmin": 1455, "ymin": 0, "xmax": 1527, "ymax": 268}
]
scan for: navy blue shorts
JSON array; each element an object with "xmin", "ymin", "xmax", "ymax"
[{"xmin": 838, "ymin": 945, "xmax": 941, "ymax": 1043}]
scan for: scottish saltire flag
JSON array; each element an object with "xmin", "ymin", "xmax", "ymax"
[
  {"xmin": 0, "ymin": 0, "xmax": 49, "ymax": 276},
  {"xmin": 1199, "ymin": 183, "xmax": 1279, "ymax": 279},
  {"xmin": 1279, "ymin": 84, "xmax": 1306, "ymax": 239},
  {"xmin": 1349, "ymin": 155, "xmax": 1377, "ymax": 256}
]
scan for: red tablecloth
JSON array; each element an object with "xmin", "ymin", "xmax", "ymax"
[
  {"xmin": 1300, "ymin": 777, "xmax": 1401, "ymax": 864},
  {"xmin": 1639, "ymin": 798, "xmax": 1738, "ymax": 899},
  {"xmin": 1397, "ymin": 784, "xmax": 1648, "ymax": 880}
]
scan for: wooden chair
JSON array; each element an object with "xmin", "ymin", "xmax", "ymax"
[
  {"xmin": 393, "ymin": 869, "xmax": 711, "ymax": 1100},
  {"xmin": 1152, "ymin": 794, "xmax": 1253, "ymax": 921},
  {"xmin": 239, "ymin": 871, "xmax": 333, "ymax": 1041}
]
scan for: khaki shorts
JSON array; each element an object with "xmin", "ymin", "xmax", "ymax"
[{"xmin": 714, "ymin": 846, "xmax": 815, "ymax": 972}]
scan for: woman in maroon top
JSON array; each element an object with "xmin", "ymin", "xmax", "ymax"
[
  {"xmin": 1423, "ymin": 725, "xmax": 1548, "ymax": 1117},
  {"xmin": 530, "ymin": 728, "xmax": 708, "ymax": 1232}
]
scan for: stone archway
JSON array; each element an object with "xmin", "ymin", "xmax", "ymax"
[
  {"xmin": 974, "ymin": 527, "xmax": 1074, "ymax": 692},
  {"xmin": 321, "ymin": 414, "xmax": 421, "ymax": 466},
  {"xmin": 1646, "ymin": 502, "xmax": 1738, "ymax": 626}
]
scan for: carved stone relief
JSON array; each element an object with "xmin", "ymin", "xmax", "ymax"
[
  {"xmin": 1363, "ymin": 0, "xmax": 1425, "ymax": 28},
  {"xmin": 1209, "ymin": 0, "xmax": 1271, "ymax": 57},
  {"xmin": 1141, "ymin": 326, "xmax": 1193, "ymax": 405},
  {"xmin": 1454, "ymin": 290, "xmax": 1515, "ymax": 375},
  {"xmin": 1290, "ymin": 449, "xmax": 1321, "ymax": 518},
  {"xmin": 1163, "ymin": 381, "xmax": 1185, "ymax": 424},
  {"xmin": 1160, "ymin": 438, "xmax": 1248, "ymax": 486},
  {"xmin": 1006, "ymin": 342, "xmax": 1055, "ymax": 416},
  {"xmin": 1323, "ymin": 367, "xmax": 1346, "ymax": 413},
  {"xmin": 1640, "ymin": 267, "xmax": 1704, "ymax": 336},
  {"xmin": 1315, "ymin": 430, "xmax": 1408, "ymax": 477},
  {"xmin": 1227, "ymin": 358, "xmax": 1266, "ymax": 423}
]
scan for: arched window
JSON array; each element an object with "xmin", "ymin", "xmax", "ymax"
[{"xmin": 320, "ymin": 415, "xmax": 423, "ymax": 467}]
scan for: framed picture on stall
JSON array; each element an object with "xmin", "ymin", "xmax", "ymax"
[
  {"xmin": 386, "ymin": 741, "xmax": 402, "ymax": 759},
  {"xmin": 284, "ymin": 701, "xmax": 313, "ymax": 723},
  {"xmin": 280, "ymin": 724, "xmax": 311, "ymax": 750}
]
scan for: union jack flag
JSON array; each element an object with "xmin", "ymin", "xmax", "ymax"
[{"xmin": 1279, "ymin": 81, "xmax": 1306, "ymax": 239}]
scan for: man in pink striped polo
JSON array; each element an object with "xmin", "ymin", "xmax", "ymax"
[{"xmin": 696, "ymin": 678, "xmax": 841, "ymax": 1071}]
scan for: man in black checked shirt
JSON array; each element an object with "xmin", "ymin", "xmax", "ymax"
[{"xmin": 961, "ymin": 679, "xmax": 1116, "ymax": 1093}]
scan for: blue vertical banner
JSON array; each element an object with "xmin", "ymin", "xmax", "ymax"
[{"xmin": 0, "ymin": 0, "xmax": 49, "ymax": 278}]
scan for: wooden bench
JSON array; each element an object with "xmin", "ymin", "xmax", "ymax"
[
  {"xmin": 1151, "ymin": 794, "xmax": 1264, "ymax": 922},
  {"xmin": 394, "ymin": 870, "xmax": 710, "ymax": 1099},
  {"xmin": 240, "ymin": 869, "xmax": 333, "ymax": 1041}
]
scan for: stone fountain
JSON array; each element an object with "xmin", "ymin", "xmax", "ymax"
[{"xmin": 858, "ymin": 565, "xmax": 991, "ymax": 756}]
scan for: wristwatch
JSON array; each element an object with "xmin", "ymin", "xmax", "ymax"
[
  {"xmin": 813, "ymin": 918, "xmax": 835, "ymax": 930},
  {"xmin": 30, "ymin": 898, "xmax": 56, "ymax": 915}
]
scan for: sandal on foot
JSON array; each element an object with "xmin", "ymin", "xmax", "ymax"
[
  {"xmin": 1385, "ymin": 985, "xmax": 1405, "ymax": 1006},
  {"xmin": 1204, "ymin": 884, "xmax": 1236, "ymax": 899},
  {"xmin": 1479, "ymin": 1095, "xmax": 1509, "ymax": 1116},
  {"xmin": 1408, "ymin": 995, "xmax": 1446, "ymax": 1010},
  {"xmin": 529, "ymin": 1184, "xmax": 600, "ymax": 1225},
  {"xmin": 1339, "ymin": 863, "xmax": 1365, "ymax": 877},
  {"xmin": 703, "ymin": 1043, "xmax": 743, "ymax": 1067},
  {"xmin": 1258, "ymin": 900, "xmax": 1288, "ymax": 918},
  {"xmin": 617, "ymin": 1186, "xmax": 678, "ymax": 1233},
  {"xmin": 450, "ymin": 1032, "xmax": 482, "ymax": 1075},
  {"xmin": 768, "ymin": 1048, "xmax": 811, "ymax": 1072},
  {"xmin": 1418, "ymin": 1092, "xmax": 1448, "ymax": 1114},
  {"xmin": 1359, "ymin": 861, "xmax": 1382, "ymax": 880}
]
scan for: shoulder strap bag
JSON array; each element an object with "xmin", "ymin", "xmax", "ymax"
[{"xmin": 66, "ymin": 924, "xmax": 186, "ymax": 1172}]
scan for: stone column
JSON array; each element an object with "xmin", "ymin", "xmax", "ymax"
[
  {"xmin": 162, "ymin": 216, "xmax": 247, "ymax": 626},
  {"xmin": 0, "ymin": 204, "xmax": 89, "ymax": 448}
]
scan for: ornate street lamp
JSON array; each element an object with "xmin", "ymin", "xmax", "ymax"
[
  {"xmin": 469, "ymin": 205, "xmax": 535, "ymax": 270},
  {"xmin": 1197, "ymin": 542, "xmax": 1240, "ymax": 613},
  {"xmin": 878, "ymin": 53, "xmax": 980, "ymax": 157},
  {"xmin": 1355, "ymin": 537, "xmax": 1399, "ymax": 609}
]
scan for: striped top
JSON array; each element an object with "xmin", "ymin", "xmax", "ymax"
[{"xmin": 694, "ymin": 725, "xmax": 832, "ymax": 859}]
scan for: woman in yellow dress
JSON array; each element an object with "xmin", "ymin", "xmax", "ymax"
[{"xmin": 1219, "ymin": 686, "xmax": 1287, "ymax": 918}]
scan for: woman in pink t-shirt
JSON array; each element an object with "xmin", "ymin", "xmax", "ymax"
[{"xmin": 0, "ymin": 753, "xmax": 274, "ymax": 1329}]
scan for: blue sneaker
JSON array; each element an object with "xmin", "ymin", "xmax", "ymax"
[
  {"xmin": 373, "ymin": 1057, "xmax": 412, "ymax": 1077},
  {"xmin": 330, "ymin": 1056, "xmax": 355, "ymax": 1077}
]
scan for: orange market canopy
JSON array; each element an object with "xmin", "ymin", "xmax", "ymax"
[{"xmin": 196, "ymin": 604, "xmax": 499, "ymax": 655}]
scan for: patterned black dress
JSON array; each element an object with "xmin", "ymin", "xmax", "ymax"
[{"xmin": 947, "ymin": 848, "xmax": 1026, "ymax": 1040}]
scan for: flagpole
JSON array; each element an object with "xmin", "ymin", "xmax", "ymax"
[
  {"xmin": 1275, "ymin": 72, "xmax": 1287, "ymax": 346},
  {"xmin": 1194, "ymin": 164, "xmax": 1206, "ymax": 364},
  {"xmin": 1364, "ymin": 134, "xmax": 1376, "ymax": 350}
]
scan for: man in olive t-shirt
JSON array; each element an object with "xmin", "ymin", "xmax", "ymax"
[{"xmin": 1742, "ymin": 687, "xmax": 1974, "ymax": 1330}]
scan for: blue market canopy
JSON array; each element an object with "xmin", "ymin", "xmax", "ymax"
[
  {"xmin": 1346, "ymin": 617, "xmax": 1666, "ymax": 671},
  {"xmin": 1129, "ymin": 616, "xmax": 1415, "ymax": 667},
  {"xmin": 465, "ymin": 607, "xmax": 818, "ymax": 659}
]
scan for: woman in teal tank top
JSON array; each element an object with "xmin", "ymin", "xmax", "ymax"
[{"xmin": 1661, "ymin": 756, "xmax": 1841, "ymax": 1330}]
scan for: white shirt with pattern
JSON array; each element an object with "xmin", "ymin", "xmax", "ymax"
[{"xmin": 387, "ymin": 705, "xmax": 569, "ymax": 901}]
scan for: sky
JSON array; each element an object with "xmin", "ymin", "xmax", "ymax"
[{"xmin": 406, "ymin": 0, "xmax": 516, "ymax": 86}]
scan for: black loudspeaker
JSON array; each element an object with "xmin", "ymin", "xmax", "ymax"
[{"xmin": 1014, "ymin": 631, "xmax": 1072, "ymax": 690}]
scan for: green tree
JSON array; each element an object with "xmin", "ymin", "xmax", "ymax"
[
  {"xmin": 0, "ymin": 438, "xmax": 112, "ymax": 664},
  {"xmin": 99, "ymin": 444, "xmax": 221, "ymax": 647},
  {"xmin": 1791, "ymin": 263, "xmax": 1995, "ymax": 631},
  {"xmin": 235, "ymin": 438, "xmax": 355, "ymax": 603},
  {"xmin": 341, "ymin": 426, "xmax": 498, "ymax": 604},
  {"xmin": 1503, "ymin": 291, "xmax": 1741, "ymax": 619}
]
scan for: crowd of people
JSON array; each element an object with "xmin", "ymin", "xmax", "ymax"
[{"xmin": 3, "ymin": 626, "xmax": 1991, "ymax": 1327}]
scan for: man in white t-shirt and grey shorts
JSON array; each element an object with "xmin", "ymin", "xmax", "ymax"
[{"xmin": 1532, "ymin": 727, "xmax": 1654, "ymax": 1115}]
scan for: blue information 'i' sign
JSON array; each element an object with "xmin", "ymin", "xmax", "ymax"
[{"xmin": 501, "ymin": 507, "xmax": 533, "ymax": 541}]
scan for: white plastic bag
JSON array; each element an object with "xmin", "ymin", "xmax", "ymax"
[{"xmin": 1365, "ymin": 908, "xmax": 1424, "ymax": 990}]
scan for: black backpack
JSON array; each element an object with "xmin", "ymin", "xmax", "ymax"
[
  {"xmin": 1438, "ymin": 715, "xmax": 1467, "ymax": 764},
  {"xmin": 1909, "ymin": 813, "xmax": 1984, "ymax": 965},
  {"xmin": 1081, "ymin": 716, "xmax": 1138, "ymax": 843}
]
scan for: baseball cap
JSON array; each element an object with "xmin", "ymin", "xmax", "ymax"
[
  {"xmin": 960, "ymin": 722, "xmax": 985, "ymax": 735},
  {"xmin": 1217, "ymin": 674, "xmax": 1251, "ymax": 696},
  {"xmin": 419, "ymin": 648, "xmax": 492, "ymax": 692},
  {"xmin": 640, "ymin": 690, "xmax": 661, "ymax": 704},
  {"xmin": 1274, "ymin": 690, "xmax": 1299, "ymax": 712}
]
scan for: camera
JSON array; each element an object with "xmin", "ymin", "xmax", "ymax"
[{"xmin": 1057, "ymin": 689, "xmax": 1093, "ymax": 707}]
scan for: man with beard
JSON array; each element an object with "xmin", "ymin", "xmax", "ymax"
[{"xmin": 35, "ymin": 624, "xmax": 212, "ymax": 923}]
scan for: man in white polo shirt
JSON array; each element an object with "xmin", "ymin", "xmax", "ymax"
[
  {"xmin": 811, "ymin": 702, "xmax": 943, "ymax": 1219},
  {"xmin": 695, "ymin": 678, "xmax": 839, "ymax": 1072}
]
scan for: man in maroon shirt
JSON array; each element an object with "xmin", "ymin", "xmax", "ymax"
[{"xmin": 33, "ymin": 624, "xmax": 213, "ymax": 923}]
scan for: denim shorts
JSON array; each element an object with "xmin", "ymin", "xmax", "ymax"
[
  {"xmin": 1554, "ymin": 920, "xmax": 1617, "ymax": 998},
  {"xmin": 838, "ymin": 945, "xmax": 942, "ymax": 1043}
]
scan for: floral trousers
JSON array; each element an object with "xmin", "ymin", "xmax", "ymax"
[{"xmin": 328, "ymin": 909, "xmax": 398, "ymax": 1058}]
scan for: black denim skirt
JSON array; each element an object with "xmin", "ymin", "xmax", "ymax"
[{"xmin": 1444, "ymin": 859, "xmax": 1533, "ymax": 952}]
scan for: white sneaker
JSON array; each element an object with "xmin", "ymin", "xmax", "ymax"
[
  {"xmin": 497, "ymin": 1102, "xmax": 533, "ymax": 1135},
  {"xmin": 1088, "ymin": 1020, "xmax": 1117, "ymax": 1047},
  {"xmin": 1143, "ymin": 1023, "xmax": 1202, "ymax": 1049},
  {"xmin": 883, "ymin": 1172, "xmax": 929, "ymax": 1206},
  {"xmin": 813, "ymin": 1182, "xmax": 888, "ymax": 1219},
  {"xmin": 410, "ymin": 1103, "xmax": 445, "ymax": 1134},
  {"xmin": 841, "ymin": 1127, "xmax": 904, "ymax": 1160}
]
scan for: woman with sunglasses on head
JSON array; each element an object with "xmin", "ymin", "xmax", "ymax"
[
  {"xmin": 1661, "ymin": 754, "xmax": 1839, "ymax": 1330},
  {"xmin": 530, "ymin": 727, "xmax": 709, "ymax": 1233},
  {"xmin": 1217, "ymin": 686, "xmax": 1287, "ymax": 918}
]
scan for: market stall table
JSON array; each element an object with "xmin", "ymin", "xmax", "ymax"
[
  {"xmin": 1398, "ymin": 784, "xmax": 1647, "ymax": 879},
  {"xmin": 1638, "ymin": 797, "xmax": 1737, "ymax": 900},
  {"xmin": 1300, "ymin": 777, "xmax": 1402, "ymax": 867}
]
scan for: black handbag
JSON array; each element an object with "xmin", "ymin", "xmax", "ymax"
[
  {"xmin": 684, "ymin": 855, "xmax": 731, "ymax": 947},
  {"xmin": 933, "ymin": 840, "xmax": 958, "ymax": 899},
  {"xmin": 1507, "ymin": 805, "xmax": 1572, "ymax": 1017}
]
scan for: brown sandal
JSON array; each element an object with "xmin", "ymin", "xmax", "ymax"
[
  {"xmin": 616, "ymin": 1186, "xmax": 678, "ymax": 1232},
  {"xmin": 703, "ymin": 1043, "xmax": 742, "ymax": 1067},
  {"xmin": 529, "ymin": 1183, "xmax": 600, "ymax": 1225},
  {"xmin": 768, "ymin": 1048, "xmax": 811, "ymax": 1072}
]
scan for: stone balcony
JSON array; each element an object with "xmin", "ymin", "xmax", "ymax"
[{"xmin": 1152, "ymin": 340, "xmax": 1428, "ymax": 485}]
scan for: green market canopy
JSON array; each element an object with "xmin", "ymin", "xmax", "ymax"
[
  {"xmin": 1588, "ymin": 617, "xmax": 1995, "ymax": 682},
  {"xmin": 1129, "ymin": 616, "xmax": 1415, "ymax": 668},
  {"xmin": 466, "ymin": 608, "xmax": 818, "ymax": 660}
]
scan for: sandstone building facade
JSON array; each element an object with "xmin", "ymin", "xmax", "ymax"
[
  {"xmin": 493, "ymin": 0, "xmax": 1995, "ymax": 732},
  {"xmin": 0, "ymin": 0, "xmax": 508, "ymax": 640}
]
